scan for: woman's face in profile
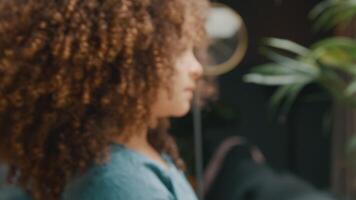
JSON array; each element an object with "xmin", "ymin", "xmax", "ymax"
[{"xmin": 151, "ymin": 47, "xmax": 203, "ymax": 118}]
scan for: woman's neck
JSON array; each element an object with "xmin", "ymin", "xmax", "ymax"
[{"xmin": 112, "ymin": 127, "xmax": 169, "ymax": 170}]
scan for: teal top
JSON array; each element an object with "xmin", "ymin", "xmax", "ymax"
[
  {"xmin": 0, "ymin": 144, "xmax": 198, "ymax": 200},
  {"xmin": 63, "ymin": 143, "xmax": 198, "ymax": 200}
]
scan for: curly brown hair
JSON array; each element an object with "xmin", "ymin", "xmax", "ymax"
[{"xmin": 0, "ymin": 0, "xmax": 208, "ymax": 199}]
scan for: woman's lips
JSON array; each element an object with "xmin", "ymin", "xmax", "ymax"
[
  {"xmin": 185, "ymin": 85, "xmax": 195, "ymax": 92},
  {"xmin": 185, "ymin": 87, "xmax": 195, "ymax": 100}
]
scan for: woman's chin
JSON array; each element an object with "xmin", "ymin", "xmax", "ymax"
[{"xmin": 171, "ymin": 103, "xmax": 191, "ymax": 117}]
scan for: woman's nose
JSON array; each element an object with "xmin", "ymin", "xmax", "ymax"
[{"xmin": 190, "ymin": 55, "xmax": 203, "ymax": 80}]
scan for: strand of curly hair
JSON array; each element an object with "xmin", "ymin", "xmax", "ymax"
[{"xmin": 0, "ymin": 0, "xmax": 208, "ymax": 199}]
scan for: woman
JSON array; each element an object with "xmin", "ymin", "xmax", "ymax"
[{"xmin": 0, "ymin": 0, "xmax": 208, "ymax": 199}]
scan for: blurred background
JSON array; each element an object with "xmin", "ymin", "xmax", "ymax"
[{"xmin": 171, "ymin": 0, "xmax": 356, "ymax": 199}]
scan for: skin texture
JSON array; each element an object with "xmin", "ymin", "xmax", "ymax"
[{"xmin": 0, "ymin": 0, "xmax": 208, "ymax": 199}]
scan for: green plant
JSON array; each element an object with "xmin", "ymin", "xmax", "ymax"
[
  {"xmin": 310, "ymin": 0, "xmax": 356, "ymax": 31},
  {"xmin": 244, "ymin": 0, "xmax": 356, "ymax": 116},
  {"xmin": 243, "ymin": 0, "xmax": 356, "ymax": 194},
  {"xmin": 244, "ymin": 37, "xmax": 356, "ymax": 115}
]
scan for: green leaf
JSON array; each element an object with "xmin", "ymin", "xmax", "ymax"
[
  {"xmin": 345, "ymin": 79, "xmax": 356, "ymax": 96},
  {"xmin": 243, "ymin": 73, "xmax": 312, "ymax": 86},
  {"xmin": 312, "ymin": 37, "xmax": 356, "ymax": 68},
  {"xmin": 312, "ymin": 37, "xmax": 356, "ymax": 50},
  {"xmin": 311, "ymin": 0, "xmax": 356, "ymax": 31},
  {"xmin": 269, "ymin": 83, "xmax": 308, "ymax": 117},
  {"xmin": 317, "ymin": 67, "xmax": 347, "ymax": 101},
  {"xmin": 309, "ymin": 0, "xmax": 338, "ymax": 19},
  {"xmin": 313, "ymin": 6, "xmax": 342, "ymax": 31},
  {"xmin": 347, "ymin": 135, "xmax": 356, "ymax": 156},
  {"xmin": 329, "ymin": 7, "xmax": 356, "ymax": 28},
  {"xmin": 261, "ymin": 49, "xmax": 320, "ymax": 76},
  {"xmin": 269, "ymin": 85, "xmax": 292, "ymax": 112},
  {"xmin": 280, "ymin": 83, "xmax": 307, "ymax": 115},
  {"xmin": 263, "ymin": 38, "xmax": 310, "ymax": 56},
  {"xmin": 250, "ymin": 64, "xmax": 295, "ymax": 75},
  {"xmin": 269, "ymin": 85, "xmax": 290, "ymax": 118}
]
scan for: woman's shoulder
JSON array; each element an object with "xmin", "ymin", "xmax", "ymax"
[{"xmin": 62, "ymin": 144, "xmax": 174, "ymax": 200}]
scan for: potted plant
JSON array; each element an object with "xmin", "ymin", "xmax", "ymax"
[{"xmin": 244, "ymin": 0, "xmax": 356, "ymax": 197}]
